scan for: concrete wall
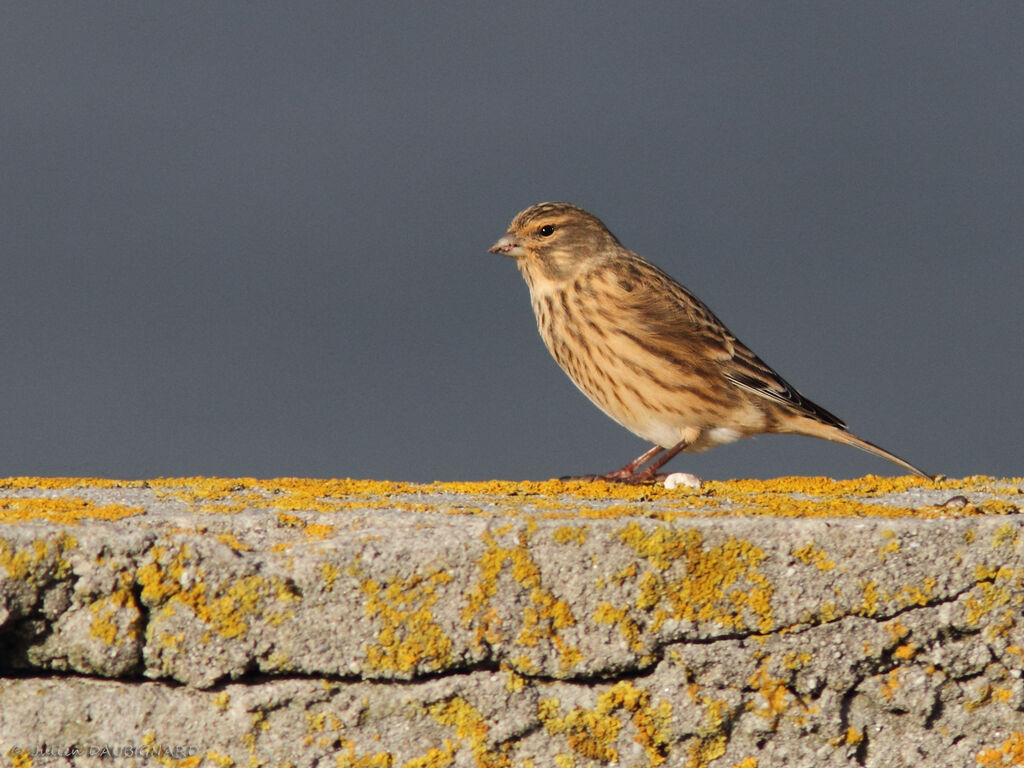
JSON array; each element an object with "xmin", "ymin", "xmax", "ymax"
[{"xmin": 1, "ymin": 475, "xmax": 1022, "ymax": 767}]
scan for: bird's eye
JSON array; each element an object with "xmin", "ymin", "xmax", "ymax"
[{"xmin": 538, "ymin": 224, "xmax": 555, "ymax": 237}]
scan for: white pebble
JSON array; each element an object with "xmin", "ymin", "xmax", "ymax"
[{"xmin": 664, "ymin": 472, "xmax": 702, "ymax": 490}]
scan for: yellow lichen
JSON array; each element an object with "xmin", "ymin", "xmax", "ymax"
[
  {"xmin": 977, "ymin": 732, "xmax": 1024, "ymax": 766},
  {"xmin": 593, "ymin": 601, "xmax": 644, "ymax": 652},
  {"xmin": 1, "ymin": 475, "xmax": 1016, "ymax": 527},
  {"xmin": 686, "ymin": 696, "xmax": 729, "ymax": 768},
  {"xmin": 894, "ymin": 643, "xmax": 917, "ymax": 660},
  {"xmin": 215, "ymin": 533, "xmax": 251, "ymax": 552},
  {"xmin": 360, "ymin": 568, "xmax": 454, "ymax": 675},
  {"xmin": 620, "ymin": 524, "xmax": 774, "ymax": 633},
  {"xmin": 462, "ymin": 527, "xmax": 581, "ymax": 671},
  {"xmin": 993, "ymin": 524, "xmax": 1020, "ymax": 547},
  {"xmin": 748, "ymin": 660, "xmax": 799, "ymax": 718},
  {"xmin": 877, "ymin": 531, "xmax": 901, "ymax": 561},
  {"xmin": 321, "ymin": 562, "xmax": 341, "ymax": 591},
  {"xmin": 538, "ymin": 682, "xmax": 671, "ymax": 766},
  {"xmin": 89, "ymin": 582, "xmax": 140, "ymax": 645},
  {"xmin": 0, "ymin": 534, "xmax": 77, "ymax": 581},
  {"xmin": 335, "ymin": 741, "xmax": 395, "ymax": 767},
  {"xmin": 879, "ymin": 668, "xmax": 902, "ymax": 701},
  {"xmin": 0, "ymin": 496, "xmax": 143, "ymax": 525},
  {"xmin": 860, "ymin": 582, "xmax": 879, "ymax": 617},
  {"xmin": 552, "ymin": 526, "xmax": 587, "ymax": 545},
  {"xmin": 427, "ymin": 696, "xmax": 510, "ymax": 768},
  {"xmin": 966, "ymin": 569, "xmax": 1017, "ymax": 627},
  {"xmin": 138, "ymin": 544, "xmax": 297, "ymax": 639},
  {"xmin": 791, "ymin": 542, "xmax": 835, "ymax": 571}
]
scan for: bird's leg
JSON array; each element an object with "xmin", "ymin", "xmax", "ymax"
[
  {"xmin": 600, "ymin": 444, "xmax": 665, "ymax": 481},
  {"xmin": 560, "ymin": 444, "xmax": 664, "ymax": 482},
  {"xmin": 593, "ymin": 439, "xmax": 691, "ymax": 485},
  {"xmin": 563, "ymin": 440, "xmax": 693, "ymax": 485},
  {"xmin": 623, "ymin": 438, "xmax": 689, "ymax": 483}
]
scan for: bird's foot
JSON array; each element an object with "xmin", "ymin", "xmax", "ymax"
[
  {"xmin": 558, "ymin": 472, "xmax": 658, "ymax": 485},
  {"xmin": 560, "ymin": 467, "xmax": 702, "ymax": 489},
  {"xmin": 560, "ymin": 439, "xmax": 697, "ymax": 486}
]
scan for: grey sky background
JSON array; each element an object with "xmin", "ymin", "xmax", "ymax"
[{"xmin": 3, "ymin": 3, "xmax": 1021, "ymax": 482}]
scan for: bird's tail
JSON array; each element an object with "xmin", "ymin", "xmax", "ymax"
[{"xmin": 788, "ymin": 418, "xmax": 934, "ymax": 480}]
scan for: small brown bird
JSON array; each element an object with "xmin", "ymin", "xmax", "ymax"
[{"xmin": 489, "ymin": 202, "xmax": 931, "ymax": 483}]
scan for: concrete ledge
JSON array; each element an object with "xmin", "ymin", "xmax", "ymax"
[{"xmin": 1, "ymin": 475, "xmax": 1023, "ymax": 766}]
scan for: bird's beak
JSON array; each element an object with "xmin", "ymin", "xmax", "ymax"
[{"xmin": 489, "ymin": 234, "xmax": 524, "ymax": 257}]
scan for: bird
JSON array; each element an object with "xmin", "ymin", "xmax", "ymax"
[{"xmin": 488, "ymin": 202, "xmax": 931, "ymax": 484}]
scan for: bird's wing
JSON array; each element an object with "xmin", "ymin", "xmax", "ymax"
[{"xmin": 619, "ymin": 255, "xmax": 847, "ymax": 429}]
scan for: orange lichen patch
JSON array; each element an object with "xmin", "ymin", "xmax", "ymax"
[
  {"xmin": 277, "ymin": 513, "xmax": 304, "ymax": 527},
  {"xmin": 0, "ymin": 496, "xmax": 144, "ymax": 525},
  {"xmin": 138, "ymin": 544, "xmax": 298, "ymax": 639},
  {"xmin": 899, "ymin": 578, "xmax": 937, "ymax": 608},
  {"xmin": 859, "ymin": 582, "xmax": 880, "ymax": 617},
  {"xmin": 137, "ymin": 731, "xmax": 205, "ymax": 768},
  {"xmin": 503, "ymin": 664, "xmax": 527, "ymax": 692},
  {"xmin": 877, "ymin": 529, "xmax": 901, "ymax": 561},
  {"xmin": 359, "ymin": 567, "xmax": 454, "ymax": 675},
  {"xmin": 197, "ymin": 751, "xmax": 231, "ymax": 768},
  {"xmin": 747, "ymin": 660, "xmax": 803, "ymax": 718},
  {"xmin": 790, "ymin": 542, "xmax": 835, "ymax": 571},
  {"xmin": 148, "ymin": 477, "xmax": 443, "ymax": 518},
  {"xmin": 879, "ymin": 668, "xmax": 903, "ymax": 701},
  {"xmin": 462, "ymin": 526, "xmax": 581, "ymax": 672},
  {"xmin": 783, "ymin": 651, "xmax": 812, "ymax": 670},
  {"xmin": 303, "ymin": 523, "xmax": 335, "ymax": 539},
  {"xmin": 593, "ymin": 601, "xmax": 644, "ymax": 652},
  {"xmin": 89, "ymin": 580, "xmax": 141, "ymax": 645},
  {"xmin": 215, "ymin": 533, "xmax": 251, "ymax": 552},
  {"xmin": 685, "ymin": 697, "xmax": 730, "ymax": 768},
  {"xmin": 894, "ymin": 643, "xmax": 917, "ymax": 660},
  {"xmin": 148, "ymin": 477, "xmax": 262, "ymax": 503},
  {"xmin": 966, "ymin": 566, "xmax": 1021, "ymax": 632},
  {"xmin": 885, "ymin": 619, "xmax": 909, "ymax": 642},
  {"xmin": 3, "ymin": 475, "xmax": 1019, "ymax": 523},
  {"xmin": 724, "ymin": 474, "xmax": 1013, "ymax": 499},
  {"xmin": 335, "ymin": 742, "xmax": 397, "ymax": 768},
  {"xmin": 538, "ymin": 682, "xmax": 672, "ymax": 766},
  {"xmin": 428, "ymin": 696, "xmax": 511, "ymax": 768},
  {"xmin": 620, "ymin": 524, "xmax": 774, "ymax": 633},
  {"xmin": 977, "ymin": 732, "xmax": 1024, "ymax": 766},
  {"xmin": 268, "ymin": 477, "xmax": 410, "ymax": 498},
  {"xmin": 552, "ymin": 526, "xmax": 588, "ymax": 545},
  {"xmin": 321, "ymin": 562, "xmax": 341, "ymax": 592},
  {"xmin": 692, "ymin": 475, "xmax": 1019, "ymax": 519},
  {"xmin": 425, "ymin": 478, "xmax": 691, "ymax": 502},
  {"xmin": 197, "ymin": 498, "xmax": 263, "ymax": 514},
  {"xmin": 994, "ymin": 686, "xmax": 1016, "ymax": 704},
  {"xmin": 0, "ymin": 477, "xmax": 146, "ymax": 491},
  {"xmin": 993, "ymin": 523, "xmax": 1020, "ymax": 547},
  {"xmin": 0, "ymin": 533, "xmax": 77, "ymax": 581}
]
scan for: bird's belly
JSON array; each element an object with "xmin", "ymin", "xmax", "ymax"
[
  {"xmin": 555, "ymin": 352, "xmax": 703, "ymax": 449},
  {"xmin": 540, "ymin": 325, "xmax": 761, "ymax": 450},
  {"xmin": 590, "ymin": 390, "xmax": 748, "ymax": 451}
]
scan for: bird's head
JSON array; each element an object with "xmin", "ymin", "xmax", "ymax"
[{"xmin": 489, "ymin": 202, "xmax": 621, "ymax": 280}]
